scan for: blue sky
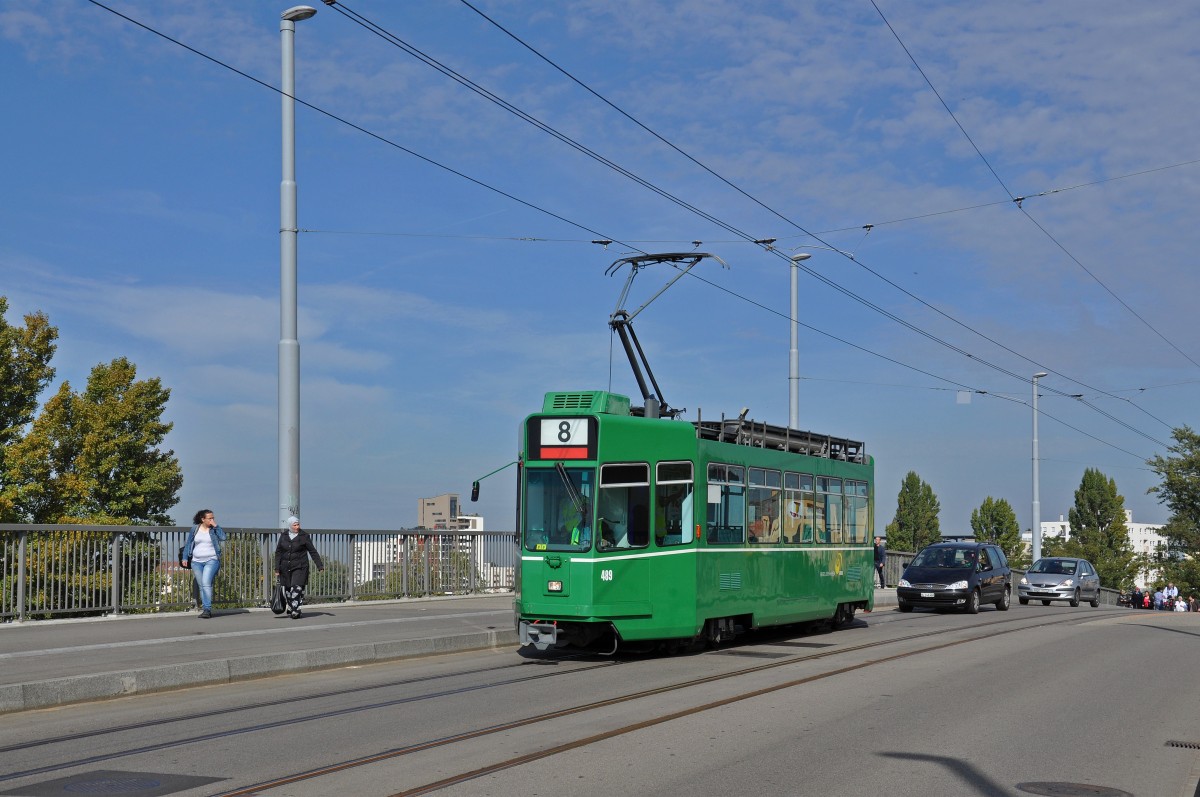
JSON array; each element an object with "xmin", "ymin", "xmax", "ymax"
[{"xmin": 2, "ymin": 0, "xmax": 1197, "ymax": 532}]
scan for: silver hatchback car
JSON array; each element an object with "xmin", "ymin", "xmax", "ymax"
[{"xmin": 1017, "ymin": 557, "xmax": 1101, "ymax": 607}]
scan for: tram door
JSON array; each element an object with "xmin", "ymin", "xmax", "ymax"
[{"xmin": 594, "ymin": 463, "xmax": 650, "ymax": 609}]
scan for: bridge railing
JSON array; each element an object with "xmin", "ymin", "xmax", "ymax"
[{"xmin": 0, "ymin": 525, "xmax": 518, "ymax": 622}]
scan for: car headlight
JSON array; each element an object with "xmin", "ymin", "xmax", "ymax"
[
  {"xmin": 1019, "ymin": 576, "xmax": 1029, "ymax": 585},
  {"xmin": 947, "ymin": 580, "xmax": 969, "ymax": 590},
  {"xmin": 1061, "ymin": 579, "xmax": 1074, "ymax": 587},
  {"xmin": 898, "ymin": 578, "xmax": 911, "ymax": 588}
]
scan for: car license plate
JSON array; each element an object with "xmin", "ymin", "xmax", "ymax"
[{"xmin": 921, "ymin": 592, "xmax": 935, "ymax": 598}]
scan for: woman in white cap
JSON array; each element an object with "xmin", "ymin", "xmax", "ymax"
[{"xmin": 274, "ymin": 516, "xmax": 324, "ymax": 618}]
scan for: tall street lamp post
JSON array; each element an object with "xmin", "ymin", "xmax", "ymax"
[
  {"xmin": 788, "ymin": 252, "xmax": 811, "ymax": 429},
  {"xmin": 1031, "ymin": 371, "xmax": 1048, "ymax": 563},
  {"xmin": 279, "ymin": 5, "xmax": 316, "ymax": 528}
]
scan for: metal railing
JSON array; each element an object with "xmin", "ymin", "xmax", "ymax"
[{"xmin": 0, "ymin": 525, "xmax": 518, "ymax": 622}]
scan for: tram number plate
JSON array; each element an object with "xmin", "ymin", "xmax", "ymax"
[{"xmin": 921, "ymin": 592, "xmax": 935, "ymax": 598}]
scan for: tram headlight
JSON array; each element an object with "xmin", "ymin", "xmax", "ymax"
[
  {"xmin": 547, "ymin": 580, "xmax": 563, "ymax": 592},
  {"xmin": 946, "ymin": 580, "xmax": 969, "ymax": 590}
]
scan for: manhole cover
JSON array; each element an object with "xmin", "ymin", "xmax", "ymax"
[
  {"xmin": 0, "ymin": 769, "xmax": 225, "ymax": 797},
  {"xmin": 1016, "ymin": 783, "xmax": 1133, "ymax": 797}
]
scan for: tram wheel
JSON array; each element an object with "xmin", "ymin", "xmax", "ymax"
[{"xmin": 832, "ymin": 602, "xmax": 856, "ymax": 628}]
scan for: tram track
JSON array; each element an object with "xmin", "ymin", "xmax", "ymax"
[
  {"xmin": 0, "ymin": 656, "xmax": 616, "ymax": 782},
  {"xmin": 215, "ymin": 608, "xmax": 1124, "ymax": 797}
]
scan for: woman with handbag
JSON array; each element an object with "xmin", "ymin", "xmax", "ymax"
[
  {"xmin": 274, "ymin": 516, "xmax": 324, "ymax": 619},
  {"xmin": 181, "ymin": 509, "xmax": 226, "ymax": 619}
]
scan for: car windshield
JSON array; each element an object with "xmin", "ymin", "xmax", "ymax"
[
  {"xmin": 912, "ymin": 547, "xmax": 976, "ymax": 568},
  {"xmin": 1030, "ymin": 559, "xmax": 1076, "ymax": 575}
]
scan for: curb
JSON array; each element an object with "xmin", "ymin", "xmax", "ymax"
[{"xmin": 0, "ymin": 628, "xmax": 520, "ymax": 715}]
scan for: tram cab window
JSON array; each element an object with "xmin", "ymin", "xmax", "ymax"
[
  {"xmin": 597, "ymin": 463, "xmax": 650, "ymax": 551},
  {"xmin": 655, "ymin": 461, "xmax": 694, "ymax": 546},
  {"xmin": 706, "ymin": 463, "xmax": 745, "ymax": 544},
  {"xmin": 784, "ymin": 472, "xmax": 815, "ymax": 544},
  {"xmin": 523, "ymin": 467, "xmax": 594, "ymax": 552},
  {"xmin": 748, "ymin": 468, "xmax": 782, "ymax": 544}
]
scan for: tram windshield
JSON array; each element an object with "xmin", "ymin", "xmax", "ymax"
[{"xmin": 523, "ymin": 466, "xmax": 595, "ymax": 552}]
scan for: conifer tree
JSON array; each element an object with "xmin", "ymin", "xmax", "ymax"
[{"xmin": 885, "ymin": 471, "xmax": 941, "ymax": 552}]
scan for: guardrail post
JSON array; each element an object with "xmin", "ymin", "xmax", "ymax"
[
  {"xmin": 401, "ymin": 535, "xmax": 409, "ymax": 598},
  {"xmin": 423, "ymin": 537, "xmax": 432, "ymax": 597},
  {"xmin": 262, "ymin": 532, "xmax": 273, "ymax": 605},
  {"xmin": 111, "ymin": 534, "xmax": 123, "ymax": 615},
  {"xmin": 468, "ymin": 535, "xmax": 477, "ymax": 595},
  {"xmin": 348, "ymin": 533, "xmax": 357, "ymax": 601},
  {"xmin": 17, "ymin": 531, "xmax": 27, "ymax": 622}
]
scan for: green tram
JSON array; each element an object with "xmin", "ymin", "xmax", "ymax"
[{"xmin": 515, "ymin": 389, "xmax": 874, "ymax": 653}]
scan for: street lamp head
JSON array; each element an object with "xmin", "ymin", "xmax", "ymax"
[
  {"xmin": 1032, "ymin": 371, "xmax": 1048, "ymax": 379},
  {"xmin": 282, "ymin": 5, "xmax": 318, "ymax": 21},
  {"xmin": 789, "ymin": 253, "xmax": 812, "ymax": 263}
]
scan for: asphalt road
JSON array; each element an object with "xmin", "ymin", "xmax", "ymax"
[{"xmin": 2, "ymin": 601, "xmax": 1194, "ymax": 797}]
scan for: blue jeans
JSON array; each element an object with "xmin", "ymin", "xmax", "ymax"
[{"xmin": 191, "ymin": 558, "xmax": 220, "ymax": 611}]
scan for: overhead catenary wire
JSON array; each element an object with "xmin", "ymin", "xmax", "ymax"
[
  {"xmin": 88, "ymin": 0, "xmax": 1173, "ymax": 458},
  {"xmin": 870, "ymin": 0, "xmax": 1200, "ymax": 372},
  {"xmin": 437, "ymin": 0, "xmax": 1177, "ymax": 443}
]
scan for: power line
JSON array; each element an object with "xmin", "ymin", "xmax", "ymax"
[
  {"xmin": 870, "ymin": 0, "xmax": 1200, "ymax": 372},
  {"xmin": 440, "ymin": 0, "xmax": 1174, "ymax": 445},
  {"xmin": 90, "ymin": 0, "xmax": 1173, "ymax": 456},
  {"xmin": 83, "ymin": 0, "xmax": 642, "ymax": 258}
]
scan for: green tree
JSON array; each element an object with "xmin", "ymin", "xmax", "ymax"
[
  {"xmin": 970, "ymin": 496, "xmax": 1026, "ymax": 567},
  {"xmin": 2, "ymin": 357, "xmax": 182, "ymax": 524},
  {"xmin": 0, "ymin": 297, "xmax": 58, "ymax": 520},
  {"xmin": 884, "ymin": 471, "xmax": 941, "ymax": 552},
  {"xmin": 1146, "ymin": 426, "xmax": 1200, "ymax": 594},
  {"xmin": 1044, "ymin": 468, "xmax": 1139, "ymax": 589}
]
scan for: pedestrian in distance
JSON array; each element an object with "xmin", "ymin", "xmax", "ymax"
[
  {"xmin": 274, "ymin": 516, "xmax": 324, "ymax": 619},
  {"xmin": 181, "ymin": 509, "xmax": 226, "ymax": 619},
  {"xmin": 873, "ymin": 536, "xmax": 887, "ymax": 588}
]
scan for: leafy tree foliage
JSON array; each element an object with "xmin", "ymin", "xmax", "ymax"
[
  {"xmin": 1043, "ymin": 468, "xmax": 1139, "ymax": 589},
  {"xmin": 885, "ymin": 471, "xmax": 941, "ymax": 552},
  {"xmin": 0, "ymin": 298, "xmax": 57, "ymax": 519},
  {"xmin": 1146, "ymin": 426, "xmax": 1200, "ymax": 594},
  {"xmin": 970, "ymin": 496, "xmax": 1026, "ymax": 566},
  {"xmin": 2, "ymin": 356, "xmax": 182, "ymax": 524}
]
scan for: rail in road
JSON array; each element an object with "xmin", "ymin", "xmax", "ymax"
[
  {"xmin": 0, "ymin": 594, "xmax": 517, "ymax": 714},
  {"xmin": 3, "ymin": 602, "xmax": 1191, "ymax": 797},
  {"xmin": 0, "ymin": 588, "xmax": 897, "ymax": 714}
]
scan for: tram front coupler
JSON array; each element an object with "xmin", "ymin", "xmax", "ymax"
[{"xmin": 519, "ymin": 620, "xmax": 559, "ymax": 651}]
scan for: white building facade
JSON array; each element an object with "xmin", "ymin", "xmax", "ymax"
[{"xmin": 1026, "ymin": 510, "xmax": 1166, "ymax": 587}]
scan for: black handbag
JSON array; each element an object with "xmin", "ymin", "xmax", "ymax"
[
  {"xmin": 178, "ymin": 545, "xmax": 187, "ymax": 568},
  {"xmin": 270, "ymin": 582, "xmax": 287, "ymax": 615}
]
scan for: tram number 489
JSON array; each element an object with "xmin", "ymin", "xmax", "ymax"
[{"xmin": 600, "ymin": 569, "xmax": 614, "ymax": 582}]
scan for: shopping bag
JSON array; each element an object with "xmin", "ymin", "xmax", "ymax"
[{"xmin": 270, "ymin": 583, "xmax": 286, "ymax": 615}]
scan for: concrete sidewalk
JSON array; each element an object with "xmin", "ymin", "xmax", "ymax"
[
  {"xmin": 0, "ymin": 595, "xmax": 517, "ymax": 715},
  {"xmin": 0, "ymin": 588, "xmax": 899, "ymax": 715}
]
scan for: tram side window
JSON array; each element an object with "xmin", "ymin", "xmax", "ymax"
[
  {"xmin": 819, "ymin": 477, "xmax": 844, "ymax": 544},
  {"xmin": 747, "ymin": 468, "xmax": 782, "ymax": 543},
  {"xmin": 845, "ymin": 480, "xmax": 869, "ymax": 544},
  {"xmin": 784, "ymin": 472, "xmax": 815, "ymax": 544},
  {"xmin": 655, "ymin": 461, "xmax": 694, "ymax": 546},
  {"xmin": 597, "ymin": 463, "xmax": 650, "ymax": 551},
  {"xmin": 706, "ymin": 463, "xmax": 745, "ymax": 544}
]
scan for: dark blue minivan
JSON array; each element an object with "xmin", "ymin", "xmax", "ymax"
[{"xmin": 896, "ymin": 541, "xmax": 1012, "ymax": 614}]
